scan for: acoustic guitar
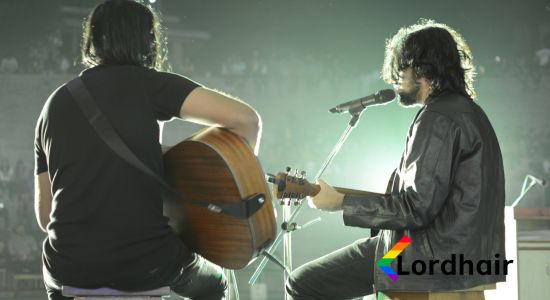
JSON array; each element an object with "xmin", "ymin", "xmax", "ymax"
[{"xmin": 163, "ymin": 127, "xmax": 276, "ymax": 269}]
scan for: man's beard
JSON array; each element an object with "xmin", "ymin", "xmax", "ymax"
[{"xmin": 398, "ymin": 83, "xmax": 420, "ymax": 106}]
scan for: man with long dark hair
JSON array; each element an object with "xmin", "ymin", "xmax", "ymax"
[
  {"xmin": 286, "ymin": 19, "xmax": 506, "ymax": 299},
  {"xmin": 34, "ymin": 0, "xmax": 261, "ymax": 299}
]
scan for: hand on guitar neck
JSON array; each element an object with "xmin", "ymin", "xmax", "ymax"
[
  {"xmin": 267, "ymin": 168, "xmax": 379, "ymax": 212},
  {"xmin": 308, "ymin": 179, "xmax": 345, "ymax": 211}
]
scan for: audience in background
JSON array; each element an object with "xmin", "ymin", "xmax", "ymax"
[
  {"xmin": 7, "ymin": 224, "xmax": 41, "ymax": 273},
  {"xmin": 0, "ymin": 159, "xmax": 44, "ymax": 284},
  {"xmin": 0, "ymin": 159, "xmax": 13, "ymax": 189},
  {"xmin": 0, "ymin": 240, "xmax": 11, "ymax": 274}
]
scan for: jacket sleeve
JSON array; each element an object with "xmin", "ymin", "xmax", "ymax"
[{"xmin": 342, "ymin": 110, "xmax": 457, "ymax": 230}]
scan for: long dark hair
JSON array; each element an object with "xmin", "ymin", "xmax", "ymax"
[
  {"xmin": 382, "ymin": 19, "xmax": 476, "ymax": 99},
  {"xmin": 81, "ymin": 0, "xmax": 168, "ymax": 70}
]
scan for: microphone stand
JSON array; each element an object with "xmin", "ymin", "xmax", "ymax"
[
  {"xmin": 249, "ymin": 110, "xmax": 363, "ymax": 299},
  {"xmin": 511, "ymin": 175, "xmax": 545, "ymax": 208}
]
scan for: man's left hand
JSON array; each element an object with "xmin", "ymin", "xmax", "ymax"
[{"xmin": 307, "ymin": 179, "xmax": 345, "ymax": 212}]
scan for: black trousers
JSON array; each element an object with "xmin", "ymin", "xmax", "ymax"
[
  {"xmin": 43, "ymin": 253, "xmax": 227, "ymax": 300},
  {"xmin": 286, "ymin": 236, "xmax": 378, "ymax": 300}
]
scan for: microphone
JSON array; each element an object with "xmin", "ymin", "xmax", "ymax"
[
  {"xmin": 330, "ymin": 89, "xmax": 396, "ymax": 114},
  {"xmin": 528, "ymin": 174, "xmax": 547, "ymax": 186}
]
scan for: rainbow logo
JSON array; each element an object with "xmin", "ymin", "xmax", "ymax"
[{"xmin": 377, "ymin": 235, "xmax": 412, "ymax": 282}]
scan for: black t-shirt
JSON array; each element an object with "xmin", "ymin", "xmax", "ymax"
[{"xmin": 34, "ymin": 64, "xmax": 200, "ymax": 289}]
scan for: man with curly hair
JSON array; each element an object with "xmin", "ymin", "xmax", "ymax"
[{"xmin": 286, "ymin": 19, "xmax": 506, "ymax": 299}]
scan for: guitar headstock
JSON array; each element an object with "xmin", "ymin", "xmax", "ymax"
[{"xmin": 266, "ymin": 167, "xmax": 318, "ymax": 206}]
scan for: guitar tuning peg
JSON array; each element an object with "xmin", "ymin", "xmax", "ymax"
[
  {"xmin": 293, "ymin": 199, "xmax": 300, "ymax": 206},
  {"xmin": 279, "ymin": 199, "xmax": 285, "ymax": 205},
  {"xmin": 301, "ymin": 170, "xmax": 306, "ymax": 176},
  {"xmin": 286, "ymin": 166, "xmax": 291, "ymax": 173}
]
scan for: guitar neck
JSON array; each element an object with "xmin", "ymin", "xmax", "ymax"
[
  {"xmin": 308, "ymin": 185, "xmax": 380, "ymax": 197},
  {"xmin": 335, "ymin": 187, "xmax": 380, "ymax": 197}
]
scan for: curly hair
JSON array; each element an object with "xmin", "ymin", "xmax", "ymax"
[
  {"xmin": 382, "ymin": 19, "xmax": 476, "ymax": 99},
  {"xmin": 81, "ymin": 0, "xmax": 168, "ymax": 71}
]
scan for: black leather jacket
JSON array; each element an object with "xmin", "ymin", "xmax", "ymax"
[{"xmin": 342, "ymin": 92, "xmax": 506, "ymax": 292}]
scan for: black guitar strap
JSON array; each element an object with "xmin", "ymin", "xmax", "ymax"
[{"xmin": 65, "ymin": 77, "xmax": 265, "ymax": 219}]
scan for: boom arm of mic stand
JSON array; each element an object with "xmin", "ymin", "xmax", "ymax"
[{"xmin": 249, "ymin": 111, "xmax": 362, "ymax": 285}]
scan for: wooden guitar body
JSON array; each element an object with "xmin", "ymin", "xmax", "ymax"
[{"xmin": 163, "ymin": 127, "xmax": 276, "ymax": 269}]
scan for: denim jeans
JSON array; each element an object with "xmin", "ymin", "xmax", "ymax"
[
  {"xmin": 43, "ymin": 253, "xmax": 227, "ymax": 300},
  {"xmin": 286, "ymin": 236, "xmax": 378, "ymax": 300}
]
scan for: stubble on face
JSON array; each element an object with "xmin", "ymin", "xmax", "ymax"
[{"xmin": 395, "ymin": 68, "xmax": 421, "ymax": 107}]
